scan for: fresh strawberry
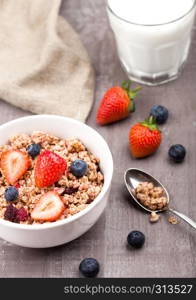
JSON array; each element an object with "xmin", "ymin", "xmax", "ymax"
[
  {"xmin": 34, "ymin": 150, "xmax": 67, "ymax": 188},
  {"xmin": 96, "ymin": 81, "xmax": 141, "ymax": 125},
  {"xmin": 31, "ymin": 191, "xmax": 65, "ymax": 222},
  {"xmin": 129, "ymin": 116, "xmax": 162, "ymax": 158},
  {"xmin": 1, "ymin": 150, "xmax": 30, "ymax": 185}
]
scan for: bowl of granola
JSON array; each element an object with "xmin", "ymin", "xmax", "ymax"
[{"xmin": 0, "ymin": 115, "xmax": 113, "ymax": 247}]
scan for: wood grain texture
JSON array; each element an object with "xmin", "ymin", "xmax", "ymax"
[{"xmin": 0, "ymin": 0, "xmax": 196, "ymax": 278}]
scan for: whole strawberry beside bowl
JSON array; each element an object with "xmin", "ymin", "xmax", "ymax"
[
  {"xmin": 96, "ymin": 81, "xmax": 141, "ymax": 125},
  {"xmin": 129, "ymin": 116, "xmax": 162, "ymax": 158}
]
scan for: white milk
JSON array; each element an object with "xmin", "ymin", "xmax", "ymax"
[{"xmin": 107, "ymin": 0, "xmax": 196, "ymax": 85}]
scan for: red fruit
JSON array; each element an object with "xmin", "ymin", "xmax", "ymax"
[
  {"xmin": 16, "ymin": 208, "xmax": 28, "ymax": 222},
  {"xmin": 54, "ymin": 187, "xmax": 65, "ymax": 195},
  {"xmin": 129, "ymin": 117, "xmax": 162, "ymax": 158},
  {"xmin": 31, "ymin": 191, "xmax": 65, "ymax": 222},
  {"xmin": 4, "ymin": 204, "xmax": 18, "ymax": 222},
  {"xmin": 96, "ymin": 81, "xmax": 141, "ymax": 125},
  {"xmin": 1, "ymin": 150, "xmax": 31, "ymax": 185},
  {"xmin": 34, "ymin": 150, "xmax": 67, "ymax": 188}
]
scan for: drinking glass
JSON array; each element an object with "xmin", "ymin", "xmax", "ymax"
[{"xmin": 107, "ymin": 0, "xmax": 196, "ymax": 86}]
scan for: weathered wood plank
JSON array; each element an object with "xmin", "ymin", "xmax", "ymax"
[{"xmin": 0, "ymin": 0, "xmax": 195, "ymax": 277}]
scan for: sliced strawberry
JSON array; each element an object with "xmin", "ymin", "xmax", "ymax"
[
  {"xmin": 54, "ymin": 187, "xmax": 65, "ymax": 195},
  {"xmin": 35, "ymin": 150, "xmax": 67, "ymax": 188},
  {"xmin": 1, "ymin": 150, "xmax": 31, "ymax": 185},
  {"xmin": 31, "ymin": 191, "xmax": 65, "ymax": 222}
]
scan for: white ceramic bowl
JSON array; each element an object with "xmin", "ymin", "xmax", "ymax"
[{"xmin": 0, "ymin": 115, "xmax": 113, "ymax": 248}]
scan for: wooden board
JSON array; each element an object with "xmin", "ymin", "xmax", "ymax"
[{"xmin": 0, "ymin": 0, "xmax": 195, "ymax": 277}]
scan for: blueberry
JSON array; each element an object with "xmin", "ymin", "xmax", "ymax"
[
  {"xmin": 168, "ymin": 144, "xmax": 186, "ymax": 163},
  {"xmin": 5, "ymin": 186, "xmax": 19, "ymax": 202},
  {"xmin": 79, "ymin": 258, "xmax": 100, "ymax": 277},
  {"xmin": 27, "ymin": 144, "xmax": 41, "ymax": 158},
  {"xmin": 150, "ymin": 105, "xmax": 169, "ymax": 124},
  {"xmin": 70, "ymin": 160, "xmax": 88, "ymax": 178},
  {"xmin": 127, "ymin": 231, "xmax": 145, "ymax": 248}
]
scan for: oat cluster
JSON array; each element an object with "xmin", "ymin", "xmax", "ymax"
[
  {"xmin": 149, "ymin": 211, "xmax": 160, "ymax": 223},
  {"xmin": 168, "ymin": 216, "xmax": 178, "ymax": 225},
  {"xmin": 134, "ymin": 181, "xmax": 167, "ymax": 211},
  {"xmin": 0, "ymin": 131, "xmax": 104, "ymax": 224}
]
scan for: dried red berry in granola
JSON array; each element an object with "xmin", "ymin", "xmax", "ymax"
[
  {"xmin": 16, "ymin": 208, "xmax": 28, "ymax": 222},
  {"xmin": 86, "ymin": 198, "xmax": 93, "ymax": 204},
  {"xmin": 4, "ymin": 204, "xmax": 18, "ymax": 222},
  {"xmin": 64, "ymin": 187, "xmax": 78, "ymax": 195}
]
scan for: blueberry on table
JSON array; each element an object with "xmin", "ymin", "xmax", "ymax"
[
  {"xmin": 168, "ymin": 144, "xmax": 186, "ymax": 163},
  {"xmin": 70, "ymin": 160, "xmax": 88, "ymax": 178},
  {"xmin": 5, "ymin": 186, "xmax": 19, "ymax": 202},
  {"xmin": 150, "ymin": 105, "xmax": 169, "ymax": 124},
  {"xmin": 127, "ymin": 231, "xmax": 145, "ymax": 248},
  {"xmin": 27, "ymin": 143, "xmax": 41, "ymax": 158},
  {"xmin": 79, "ymin": 258, "xmax": 100, "ymax": 278}
]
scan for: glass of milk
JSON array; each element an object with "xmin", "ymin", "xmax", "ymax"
[{"xmin": 107, "ymin": 0, "xmax": 196, "ymax": 85}]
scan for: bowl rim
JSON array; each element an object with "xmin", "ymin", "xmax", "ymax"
[{"xmin": 0, "ymin": 115, "xmax": 113, "ymax": 230}]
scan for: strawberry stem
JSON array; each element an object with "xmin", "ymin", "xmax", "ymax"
[
  {"xmin": 141, "ymin": 116, "xmax": 160, "ymax": 131},
  {"xmin": 148, "ymin": 115, "xmax": 155, "ymax": 125},
  {"xmin": 121, "ymin": 80, "xmax": 141, "ymax": 113}
]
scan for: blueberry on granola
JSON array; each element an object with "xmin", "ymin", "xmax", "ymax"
[
  {"xmin": 27, "ymin": 143, "xmax": 41, "ymax": 158},
  {"xmin": 70, "ymin": 160, "xmax": 88, "ymax": 178},
  {"xmin": 79, "ymin": 258, "xmax": 100, "ymax": 278},
  {"xmin": 5, "ymin": 186, "xmax": 19, "ymax": 202},
  {"xmin": 127, "ymin": 231, "xmax": 145, "ymax": 248}
]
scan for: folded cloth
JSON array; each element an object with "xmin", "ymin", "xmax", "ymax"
[{"xmin": 0, "ymin": 0, "xmax": 94, "ymax": 122}]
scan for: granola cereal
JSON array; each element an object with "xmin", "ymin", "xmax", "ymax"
[
  {"xmin": 149, "ymin": 211, "xmax": 160, "ymax": 223},
  {"xmin": 168, "ymin": 216, "xmax": 178, "ymax": 225},
  {"xmin": 134, "ymin": 181, "xmax": 168, "ymax": 211},
  {"xmin": 0, "ymin": 131, "xmax": 104, "ymax": 224}
]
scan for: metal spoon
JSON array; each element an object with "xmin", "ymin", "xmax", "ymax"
[{"xmin": 124, "ymin": 168, "xmax": 196, "ymax": 229}]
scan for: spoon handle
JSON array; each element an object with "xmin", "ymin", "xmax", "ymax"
[{"xmin": 169, "ymin": 208, "xmax": 196, "ymax": 230}]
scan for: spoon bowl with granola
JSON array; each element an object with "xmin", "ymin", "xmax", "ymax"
[{"xmin": 124, "ymin": 168, "xmax": 196, "ymax": 229}]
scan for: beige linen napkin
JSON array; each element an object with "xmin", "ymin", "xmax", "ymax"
[{"xmin": 0, "ymin": 0, "xmax": 94, "ymax": 121}]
